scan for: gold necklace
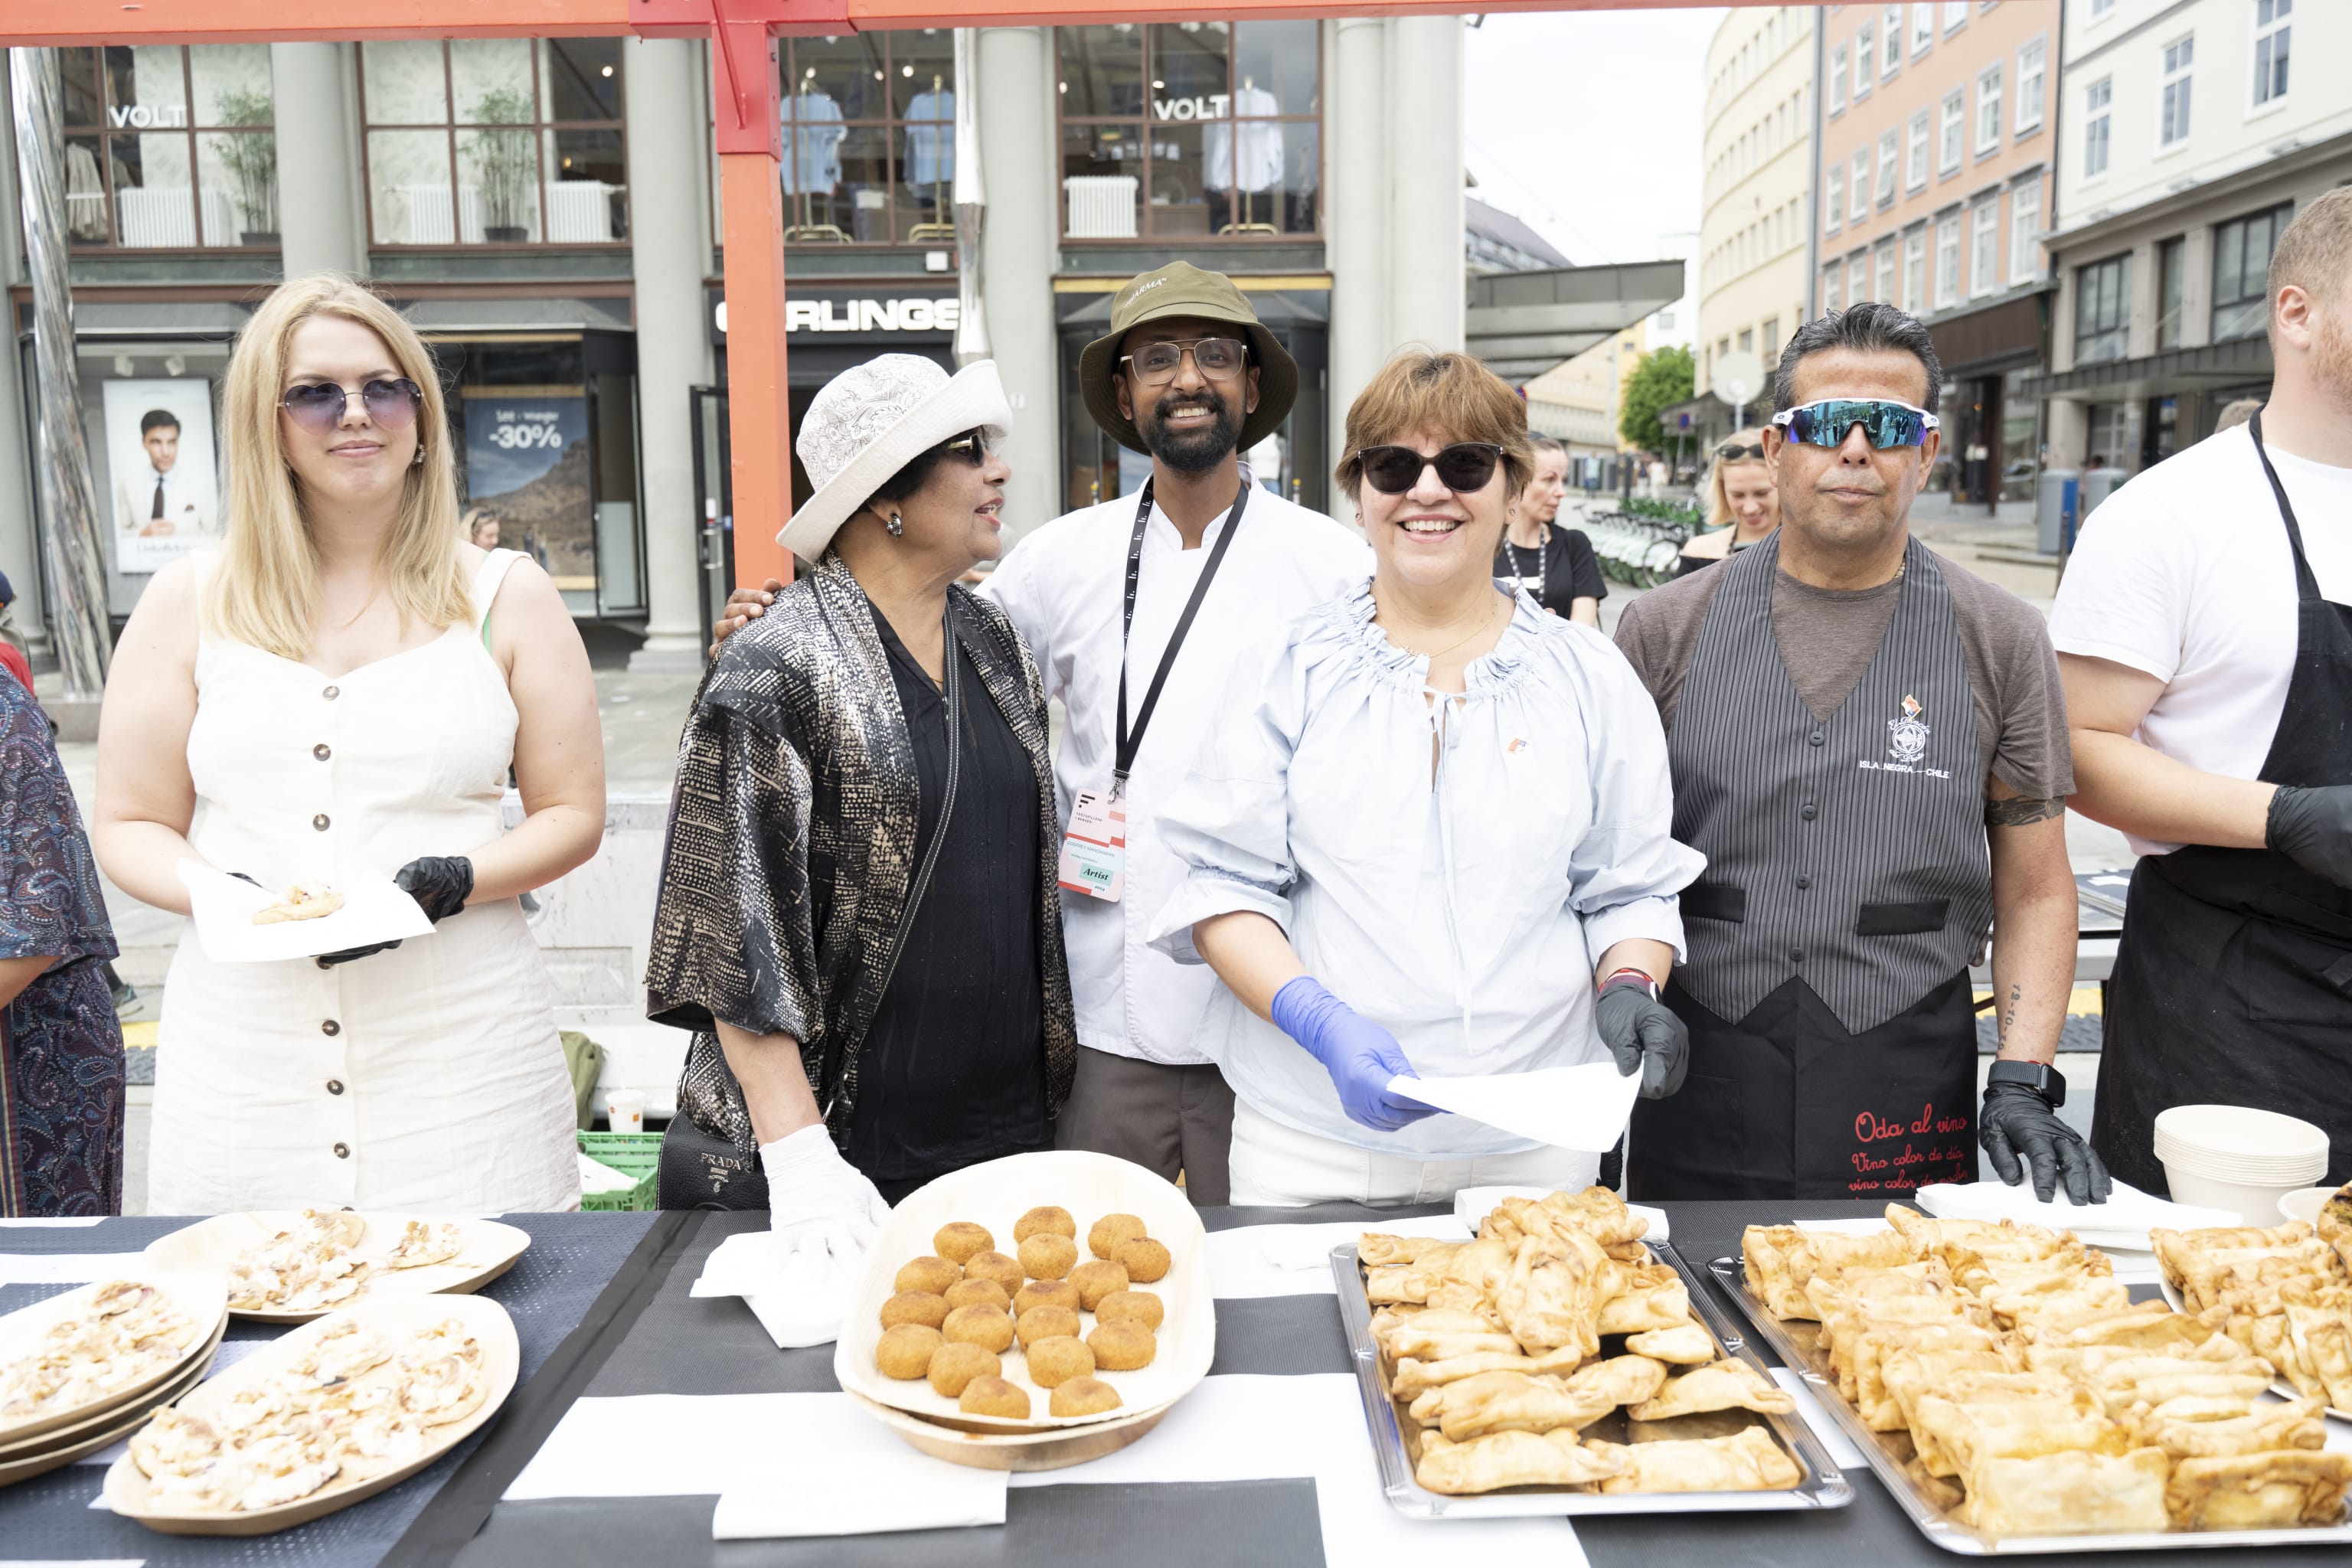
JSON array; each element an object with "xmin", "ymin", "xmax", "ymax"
[{"xmin": 1384, "ymin": 591, "xmax": 1505, "ymax": 660}]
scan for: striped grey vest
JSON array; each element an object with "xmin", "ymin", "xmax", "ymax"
[{"xmin": 1665, "ymin": 534, "xmax": 1991, "ymax": 1035}]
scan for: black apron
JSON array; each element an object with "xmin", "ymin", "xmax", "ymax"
[{"xmin": 2092, "ymin": 412, "xmax": 2352, "ymax": 1192}]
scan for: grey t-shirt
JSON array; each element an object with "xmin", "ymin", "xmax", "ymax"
[{"xmin": 1614, "ymin": 547, "xmax": 2074, "ymax": 801}]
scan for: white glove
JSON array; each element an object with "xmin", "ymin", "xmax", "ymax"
[{"xmin": 760, "ymin": 1123, "xmax": 890, "ymax": 1266}]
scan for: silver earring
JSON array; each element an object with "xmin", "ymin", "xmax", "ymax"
[
  {"xmin": 886, "ymin": 513, "xmax": 903, "ymax": 537},
  {"xmin": 412, "ymin": 446, "xmax": 425, "ymax": 467}
]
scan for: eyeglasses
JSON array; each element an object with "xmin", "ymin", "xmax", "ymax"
[
  {"xmin": 280, "ymin": 378, "xmax": 424, "ymax": 435},
  {"xmin": 1771, "ymin": 399, "xmax": 1939, "ymax": 449},
  {"xmin": 939, "ymin": 428, "xmax": 991, "ymax": 465},
  {"xmin": 1120, "ymin": 337, "xmax": 1250, "ymax": 385},
  {"xmin": 1355, "ymin": 442, "xmax": 1505, "ymax": 495},
  {"xmin": 1715, "ymin": 443, "xmax": 1767, "ymax": 461}
]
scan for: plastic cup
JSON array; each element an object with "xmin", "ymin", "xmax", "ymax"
[{"xmin": 604, "ymin": 1089, "xmax": 646, "ymax": 1135}]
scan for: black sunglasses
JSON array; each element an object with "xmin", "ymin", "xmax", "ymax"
[
  {"xmin": 1716, "ymin": 442, "xmax": 1766, "ymax": 461},
  {"xmin": 281, "ymin": 378, "xmax": 424, "ymax": 435},
  {"xmin": 1356, "ymin": 442, "xmax": 1504, "ymax": 495},
  {"xmin": 939, "ymin": 428, "xmax": 991, "ymax": 465}
]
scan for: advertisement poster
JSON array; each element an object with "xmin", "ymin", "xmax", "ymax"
[
  {"xmin": 103, "ymin": 378, "xmax": 220, "ymax": 574},
  {"xmin": 461, "ymin": 392, "xmax": 595, "ymax": 590}
]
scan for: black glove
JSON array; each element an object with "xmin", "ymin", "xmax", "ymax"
[
  {"xmin": 315, "ymin": 856, "xmax": 474, "ymax": 968},
  {"xmin": 229, "ymin": 871, "xmax": 266, "ymax": 889},
  {"xmin": 2266, "ymin": 785, "xmax": 2352, "ymax": 890},
  {"xmin": 1980, "ymin": 1082, "xmax": 2112, "ymax": 1204},
  {"xmin": 1594, "ymin": 975, "xmax": 1689, "ymax": 1099}
]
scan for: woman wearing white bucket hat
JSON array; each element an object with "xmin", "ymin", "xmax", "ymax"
[{"xmin": 647, "ymin": 355, "xmax": 1076, "ymax": 1311}]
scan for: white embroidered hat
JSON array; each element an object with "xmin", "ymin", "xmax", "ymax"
[{"xmin": 781, "ymin": 354, "xmax": 1013, "ymax": 560}]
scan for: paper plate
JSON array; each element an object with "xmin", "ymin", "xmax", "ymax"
[
  {"xmin": 178, "ymin": 864, "xmax": 433, "ymax": 965},
  {"xmin": 842, "ymin": 1387, "xmax": 1174, "ymax": 1472},
  {"xmin": 835, "ymin": 1150, "xmax": 1215, "ymax": 1432},
  {"xmin": 104, "ymin": 1292, "xmax": 518, "ymax": 1536},
  {"xmin": 0, "ymin": 1272, "xmax": 227, "ymax": 1446},
  {"xmin": 0, "ymin": 1320, "xmax": 224, "ymax": 1489},
  {"xmin": 143, "ymin": 1213, "xmax": 531, "ymax": 1323}
]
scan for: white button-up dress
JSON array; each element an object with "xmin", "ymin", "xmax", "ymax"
[
  {"xmin": 148, "ymin": 550, "xmax": 580, "ymax": 1214},
  {"xmin": 1149, "ymin": 584, "xmax": 1704, "ymax": 1161}
]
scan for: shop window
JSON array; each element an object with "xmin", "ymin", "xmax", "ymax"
[
  {"xmin": 360, "ymin": 39, "xmax": 628, "ymax": 247},
  {"xmin": 56, "ymin": 45, "xmax": 277, "ymax": 250},
  {"xmin": 2212, "ymin": 201, "xmax": 2292, "ymax": 342},
  {"xmin": 2155, "ymin": 236, "xmax": 2185, "ymax": 351},
  {"xmin": 2075, "ymin": 253, "xmax": 2131, "ymax": 366},
  {"xmin": 1056, "ymin": 20, "xmax": 1321, "ymax": 241},
  {"xmin": 768, "ymin": 28, "xmax": 957, "ymax": 245}
]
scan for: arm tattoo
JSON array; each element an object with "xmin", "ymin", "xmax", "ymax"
[{"xmin": 1984, "ymin": 795, "xmax": 2066, "ymax": 827}]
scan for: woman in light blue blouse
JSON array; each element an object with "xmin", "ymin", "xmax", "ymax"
[{"xmin": 1149, "ymin": 351, "xmax": 1703, "ymax": 1206}]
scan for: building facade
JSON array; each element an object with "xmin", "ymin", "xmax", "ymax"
[
  {"xmin": 1524, "ymin": 322, "xmax": 1648, "ymax": 483},
  {"xmin": 2, "ymin": 18, "xmax": 1482, "ymax": 668},
  {"xmin": 1817, "ymin": 1, "xmax": 2061, "ymax": 506},
  {"xmin": 2034, "ymin": 0, "xmax": 2350, "ymax": 474},
  {"xmin": 1695, "ymin": 2, "xmax": 1815, "ymax": 435}
]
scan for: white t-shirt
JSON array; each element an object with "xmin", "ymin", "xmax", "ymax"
[{"xmin": 2049, "ymin": 423, "xmax": 2352, "ymax": 855}]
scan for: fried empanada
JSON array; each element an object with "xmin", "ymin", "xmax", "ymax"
[
  {"xmin": 1406, "ymin": 1369, "xmax": 1615, "ymax": 1441},
  {"xmin": 1624, "ymin": 1323, "xmax": 1716, "ymax": 1365},
  {"xmin": 2165, "ymin": 1449, "xmax": 2352, "ymax": 1531},
  {"xmin": 2132, "ymin": 1396, "xmax": 2326, "ymax": 1459},
  {"xmin": 1588, "ymin": 1426, "xmax": 1802, "ymax": 1492},
  {"xmin": 1958, "ymin": 1447, "xmax": 2171, "ymax": 1537},
  {"xmin": 1628, "ymin": 1357, "xmax": 1797, "ymax": 1421},
  {"xmin": 1416, "ymin": 1427, "xmax": 1623, "ymax": 1494}
]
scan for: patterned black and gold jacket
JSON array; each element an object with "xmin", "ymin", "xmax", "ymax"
[{"xmin": 645, "ymin": 550, "xmax": 1076, "ymax": 1156}]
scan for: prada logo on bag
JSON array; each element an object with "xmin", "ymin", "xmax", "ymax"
[{"xmin": 1860, "ymin": 693, "xmax": 1952, "ymax": 780}]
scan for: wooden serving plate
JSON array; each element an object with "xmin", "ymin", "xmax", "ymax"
[
  {"xmin": 0, "ymin": 1272, "xmax": 227, "ymax": 1447},
  {"xmin": 0, "ymin": 1319, "xmax": 226, "ymax": 1488},
  {"xmin": 143, "ymin": 1213, "xmax": 531, "ymax": 1324},
  {"xmin": 842, "ymin": 1387, "xmax": 1173, "ymax": 1472}
]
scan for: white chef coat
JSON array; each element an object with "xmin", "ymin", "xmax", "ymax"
[
  {"xmin": 2050, "ymin": 423, "xmax": 2352, "ymax": 855},
  {"xmin": 979, "ymin": 479, "xmax": 1372, "ymax": 1067},
  {"xmin": 1146, "ymin": 584, "xmax": 1702, "ymax": 1160}
]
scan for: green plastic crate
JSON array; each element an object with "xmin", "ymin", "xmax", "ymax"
[{"xmin": 577, "ymin": 1129, "xmax": 662, "ymax": 1212}]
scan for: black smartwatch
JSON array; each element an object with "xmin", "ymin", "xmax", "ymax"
[{"xmin": 1986, "ymin": 1058, "xmax": 2066, "ymax": 1108}]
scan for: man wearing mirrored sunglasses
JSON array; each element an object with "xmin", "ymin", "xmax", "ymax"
[
  {"xmin": 1614, "ymin": 302, "xmax": 2102, "ymax": 1205},
  {"xmin": 712, "ymin": 263, "xmax": 1370, "ymax": 1205}
]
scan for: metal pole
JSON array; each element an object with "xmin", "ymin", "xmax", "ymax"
[
  {"xmin": 949, "ymin": 27, "xmax": 988, "ymax": 368},
  {"xmin": 8, "ymin": 46, "xmax": 109, "ymax": 714}
]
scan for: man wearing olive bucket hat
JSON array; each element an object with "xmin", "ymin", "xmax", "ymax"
[{"xmin": 717, "ymin": 263, "xmax": 1370, "ymax": 1204}]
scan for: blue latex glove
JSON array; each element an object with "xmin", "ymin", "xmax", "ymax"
[{"xmin": 1270, "ymin": 976, "xmax": 1439, "ymax": 1133}]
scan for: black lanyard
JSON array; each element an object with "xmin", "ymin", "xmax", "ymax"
[{"xmin": 1115, "ymin": 475, "xmax": 1250, "ymax": 795}]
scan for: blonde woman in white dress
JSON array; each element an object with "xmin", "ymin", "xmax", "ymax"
[{"xmin": 93, "ymin": 276, "xmax": 603, "ymax": 1214}]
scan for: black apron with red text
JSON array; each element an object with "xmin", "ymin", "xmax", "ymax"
[
  {"xmin": 2093, "ymin": 413, "xmax": 2352, "ymax": 1191},
  {"xmin": 1630, "ymin": 534, "xmax": 1990, "ymax": 1200}
]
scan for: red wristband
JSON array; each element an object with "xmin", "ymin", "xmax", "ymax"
[{"xmin": 1599, "ymin": 967, "xmax": 1658, "ymax": 1000}]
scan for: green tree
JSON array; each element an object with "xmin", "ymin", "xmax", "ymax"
[{"xmin": 1617, "ymin": 344, "xmax": 1695, "ymax": 456}]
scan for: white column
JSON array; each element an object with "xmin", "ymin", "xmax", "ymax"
[
  {"xmin": 977, "ymin": 27, "xmax": 1060, "ymax": 543},
  {"xmin": 1386, "ymin": 15, "xmax": 1465, "ymax": 358},
  {"xmin": 271, "ymin": 43, "xmax": 365, "ymax": 277},
  {"xmin": 1326, "ymin": 17, "xmax": 1391, "ymax": 473},
  {"xmin": 624, "ymin": 38, "xmax": 715, "ymax": 669}
]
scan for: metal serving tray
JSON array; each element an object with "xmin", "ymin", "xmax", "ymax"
[
  {"xmin": 1331, "ymin": 1237, "xmax": 1854, "ymax": 1520},
  {"xmin": 1705, "ymin": 1254, "xmax": 2352, "ymax": 1554}
]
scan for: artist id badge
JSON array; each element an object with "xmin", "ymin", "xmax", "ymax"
[{"xmin": 1057, "ymin": 789, "xmax": 1128, "ymax": 903}]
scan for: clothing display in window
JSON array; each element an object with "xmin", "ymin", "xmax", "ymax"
[
  {"xmin": 903, "ymin": 88, "xmax": 954, "ymax": 191},
  {"xmin": 780, "ymin": 90, "xmax": 845, "ymax": 196},
  {"xmin": 1203, "ymin": 83, "xmax": 1284, "ymax": 194}
]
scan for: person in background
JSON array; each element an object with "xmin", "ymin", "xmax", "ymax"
[
  {"xmin": 711, "ymin": 264, "xmax": 1370, "ymax": 1208},
  {"xmin": 1615, "ymin": 304, "xmax": 2100, "ymax": 1204},
  {"xmin": 2212, "ymin": 397, "xmax": 2264, "ymax": 436},
  {"xmin": 0, "ymin": 571, "xmax": 33, "ymax": 696},
  {"xmin": 94, "ymin": 274, "xmax": 602, "ymax": 1215},
  {"xmin": 1496, "ymin": 433, "xmax": 1606, "ymax": 628},
  {"xmin": 1, "ymin": 661, "xmax": 123, "ymax": 1215},
  {"xmin": 1149, "ymin": 351, "xmax": 1700, "ymax": 1206},
  {"xmin": 649, "ymin": 355, "xmax": 1073, "ymax": 1282},
  {"xmin": 2053, "ymin": 190, "xmax": 2352, "ymax": 1190},
  {"xmin": 113, "ymin": 409, "xmax": 209, "ymax": 541},
  {"xmin": 1674, "ymin": 430, "xmax": 1780, "ymax": 577},
  {"xmin": 466, "ymin": 508, "xmax": 502, "ymax": 549}
]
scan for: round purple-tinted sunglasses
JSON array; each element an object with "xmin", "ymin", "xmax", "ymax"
[{"xmin": 280, "ymin": 377, "xmax": 423, "ymax": 435}]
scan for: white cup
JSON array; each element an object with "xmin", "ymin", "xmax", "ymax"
[{"xmin": 604, "ymin": 1089, "xmax": 646, "ymax": 1135}]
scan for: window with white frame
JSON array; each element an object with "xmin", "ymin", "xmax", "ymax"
[
  {"xmin": 1877, "ymin": 130, "xmax": 1900, "ymax": 205},
  {"xmin": 1850, "ymin": 254, "xmax": 1870, "ymax": 308},
  {"xmin": 1883, "ymin": 7, "xmax": 1904, "ymax": 75},
  {"xmin": 2253, "ymin": 0, "xmax": 2291, "ymax": 108},
  {"xmin": 1823, "ymin": 260, "xmax": 1844, "ymax": 314},
  {"xmin": 1912, "ymin": 2, "xmax": 1934, "ymax": 54},
  {"xmin": 1854, "ymin": 150, "xmax": 1873, "ymax": 224},
  {"xmin": 1855, "ymin": 22, "xmax": 1875, "ymax": 99},
  {"xmin": 1970, "ymin": 194, "xmax": 2001, "ymax": 296},
  {"xmin": 2009, "ymin": 172, "xmax": 2042, "ymax": 283},
  {"xmin": 1943, "ymin": 2, "xmax": 1968, "ymax": 32},
  {"xmin": 1876, "ymin": 243, "xmax": 1896, "ymax": 305},
  {"xmin": 1903, "ymin": 227, "xmax": 1926, "ymax": 310},
  {"xmin": 2016, "ymin": 38, "xmax": 2045, "ymax": 133},
  {"xmin": 1935, "ymin": 213, "xmax": 1961, "ymax": 307},
  {"xmin": 1939, "ymin": 89, "xmax": 1964, "ymax": 173},
  {"xmin": 1906, "ymin": 109, "xmax": 1929, "ymax": 189},
  {"xmin": 2083, "ymin": 77, "xmax": 2111, "ymax": 178},
  {"xmin": 1975, "ymin": 64, "xmax": 2003, "ymax": 154},
  {"xmin": 1831, "ymin": 44, "xmax": 1849, "ymax": 114},
  {"xmin": 2089, "ymin": 0, "xmax": 2115, "ymax": 17},
  {"xmin": 1826, "ymin": 163, "xmax": 1844, "ymax": 232},
  {"xmin": 2160, "ymin": 36, "xmax": 2194, "ymax": 148}
]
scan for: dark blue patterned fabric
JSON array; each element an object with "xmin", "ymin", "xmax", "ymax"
[{"xmin": 0, "ymin": 669, "xmax": 122, "ymax": 1215}]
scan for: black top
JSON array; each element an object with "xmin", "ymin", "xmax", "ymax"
[
  {"xmin": 846, "ymin": 606, "xmax": 1050, "ymax": 1182},
  {"xmin": 1494, "ymin": 524, "xmax": 1606, "ymax": 614}
]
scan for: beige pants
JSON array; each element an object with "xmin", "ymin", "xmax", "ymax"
[{"xmin": 1227, "ymin": 1099, "xmax": 1600, "ymax": 1207}]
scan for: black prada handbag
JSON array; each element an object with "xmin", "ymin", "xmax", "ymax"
[{"xmin": 656, "ymin": 1114, "xmax": 770, "ymax": 1210}]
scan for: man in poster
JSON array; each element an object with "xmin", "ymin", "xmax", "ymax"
[{"xmin": 114, "ymin": 409, "xmax": 210, "ymax": 544}]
